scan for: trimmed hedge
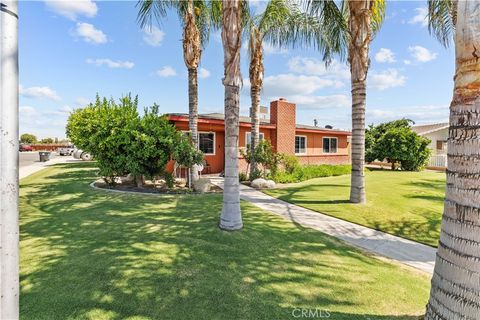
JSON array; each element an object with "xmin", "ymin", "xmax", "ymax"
[{"xmin": 274, "ymin": 164, "xmax": 351, "ymax": 184}]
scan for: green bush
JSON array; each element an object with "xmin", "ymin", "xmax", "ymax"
[
  {"xmin": 365, "ymin": 119, "xmax": 431, "ymax": 171},
  {"xmin": 280, "ymin": 154, "xmax": 299, "ymax": 174},
  {"xmin": 273, "ymin": 164, "xmax": 351, "ymax": 184},
  {"xmin": 238, "ymin": 172, "xmax": 248, "ymax": 182},
  {"xmin": 66, "ymin": 94, "xmax": 202, "ymax": 188}
]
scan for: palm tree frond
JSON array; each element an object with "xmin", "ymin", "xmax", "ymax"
[
  {"xmin": 428, "ymin": 0, "xmax": 455, "ymax": 47},
  {"xmin": 136, "ymin": 0, "xmax": 170, "ymax": 29},
  {"xmin": 370, "ymin": 0, "xmax": 385, "ymax": 35}
]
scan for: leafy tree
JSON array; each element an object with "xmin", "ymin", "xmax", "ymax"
[
  {"xmin": 365, "ymin": 118, "xmax": 414, "ymax": 162},
  {"xmin": 67, "ymin": 95, "xmax": 140, "ymax": 185},
  {"xmin": 66, "ymin": 94, "xmax": 202, "ymax": 188},
  {"xmin": 40, "ymin": 137, "xmax": 54, "ymax": 144},
  {"xmin": 20, "ymin": 133, "xmax": 37, "ymax": 144},
  {"xmin": 366, "ymin": 122, "xmax": 431, "ymax": 171}
]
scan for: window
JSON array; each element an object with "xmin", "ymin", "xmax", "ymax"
[
  {"xmin": 323, "ymin": 137, "xmax": 337, "ymax": 153},
  {"xmin": 199, "ymin": 132, "xmax": 215, "ymax": 155},
  {"xmin": 245, "ymin": 132, "xmax": 264, "ymax": 148},
  {"xmin": 436, "ymin": 140, "xmax": 447, "ymax": 150},
  {"xmin": 295, "ymin": 136, "xmax": 307, "ymax": 154}
]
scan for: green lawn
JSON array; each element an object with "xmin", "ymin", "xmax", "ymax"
[
  {"xmin": 21, "ymin": 163, "xmax": 430, "ymax": 320},
  {"xmin": 265, "ymin": 170, "xmax": 445, "ymax": 247}
]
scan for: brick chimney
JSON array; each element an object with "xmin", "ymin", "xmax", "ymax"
[{"xmin": 270, "ymin": 98, "xmax": 296, "ymax": 154}]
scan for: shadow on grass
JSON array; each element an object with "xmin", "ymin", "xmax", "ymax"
[{"xmin": 20, "ymin": 163, "xmax": 427, "ymax": 320}]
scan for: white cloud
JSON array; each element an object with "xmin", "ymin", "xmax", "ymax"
[
  {"xmin": 408, "ymin": 45, "xmax": 438, "ymax": 62},
  {"xmin": 44, "ymin": 105, "xmax": 74, "ymax": 116},
  {"xmin": 156, "ymin": 66, "xmax": 177, "ymax": 77},
  {"xmin": 263, "ymin": 43, "xmax": 288, "ymax": 55},
  {"xmin": 45, "ymin": 0, "xmax": 97, "ymax": 20},
  {"xmin": 74, "ymin": 22, "xmax": 107, "ymax": 44},
  {"xmin": 198, "ymin": 68, "xmax": 211, "ymax": 79},
  {"xmin": 86, "ymin": 58, "xmax": 134, "ymax": 69},
  {"xmin": 261, "ymin": 74, "xmax": 343, "ymax": 97},
  {"xmin": 403, "ymin": 59, "xmax": 412, "ymax": 65},
  {"xmin": 408, "ymin": 7, "xmax": 428, "ymax": 27},
  {"xmin": 367, "ymin": 104, "xmax": 449, "ymax": 124},
  {"xmin": 287, "ymin": 57, "xmax": 350, "ymax": 80},
  {"xmin": 375, "ymin": 48, "xmax": 396, "ymax": 63},
  {"xmin": 369, "ymin": 69, "xmax": 406, "ymax": 90},
  {"xmin": 20, "ymin": 106, "xmax": 37, "ymax": 116},
  {"xmin": 143, "ymin": 26, "xmax": 165, "ymax": 47},
  {"xmin": 20, "ymin": 85, "xmax": 61, "ymax": 101},
  {"xmin": 287, "ymin": 94, "xmax": 350, "ymax": 109}
]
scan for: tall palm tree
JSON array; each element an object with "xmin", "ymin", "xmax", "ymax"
[
  {"xmin": 219, "ymin": 0, "xmax": 243, "ymax": 230},
  {"xmin": 246, "ymin": 0, "xmax": 346, "ymax": 180},
  {"xmin": 425, "ymin": 0, "xmax": 480, "ymax": 318},
  {"xmin": 347, "ymin": 0, "xmax": 385, "ymax": 204},
  {"xmin": 137, "ymin": 0, "xmax": 210, "ymax": 182},
  {"xmin": 307, "ymin": 0, "xmax": 384, "ymax": 204}
]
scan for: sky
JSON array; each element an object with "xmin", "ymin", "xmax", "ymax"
[{"xmin": 19, "ymin": 0, "xmax": 454, "ymax": 139}]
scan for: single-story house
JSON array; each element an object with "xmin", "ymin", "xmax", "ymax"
[
  {"xmin": 166, "ymin": 98, "xmax": 351, "ymax": 174},
  {"xmin": 412, "ymin": 122, "xmax": 449, "ymax": 168}
]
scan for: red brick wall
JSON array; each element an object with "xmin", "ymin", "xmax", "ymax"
[{"xmin": 270, "ymin": 99, "xmax": 296, "ymax": 154}]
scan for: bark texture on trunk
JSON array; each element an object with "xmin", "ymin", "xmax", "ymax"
[
  {"xmin": 183, "ymin": 0, "xmax": 201, "ymax": 182},
  {"xmin": 220, "ymin": 0, "xmax": 243, "ymax": 231},
  {"xmin": 249, "ymin": 27, "xmax": 263, "ymax": 180},
  {"xmin": 0, "ymin": 1, "xmax": 19, "ymax": 318},
  {"xmin": 348, "ymin": 0, "xmax": 371, "ymax": 204},
  {"xmin": 426, "ymin": 1, "xmax": 480, "ymax": 319},
  {"xmin": 188, "ymin": 67, "xmax": 199, "ymax": 181}
]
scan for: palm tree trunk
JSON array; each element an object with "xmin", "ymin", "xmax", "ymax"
[
  {"xmin": 426, "ymin": 1, "xmax": 480, "ymax": 318},
  {"xmin": 0, "ymin": 1, "xmax": 19, "ymax": 318},
  {"xmin": 348, "ymin": 0, "xmax": 371, "ymax": 204},
  {"xmin": 219, "ymin": 0, "xmax": 243, "ymax": 231},
  {"xmin": 183, "ymin": 0, "xmax": 201, "ymax": 183},
  {"xmin": 248, "ymin": 28, "xmax": 263, "ymax": 181},
  {"xmin": 188, "ymin": 67, "xmax": 199, "ymax": 181}
]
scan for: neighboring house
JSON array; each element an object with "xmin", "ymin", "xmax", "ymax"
[
  {"xmin": 167, "ymin": 98, "xmax": 352, "ymax": 174},
  {"xmin": 412, "ymin": 122, "xmax": 449, "ymax": 168}
]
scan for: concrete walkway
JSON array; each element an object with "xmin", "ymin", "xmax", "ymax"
[
  {"xmin": 210, "ymin": 177, "xmax": 437, "ymax": 275},
  {"xmin": 20, "ymin": 157, "xmax": 75, "ymax": 180}
]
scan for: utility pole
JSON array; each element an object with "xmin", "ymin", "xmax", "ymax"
[{"xmin": 1, "ymin": 1, "xmax": 19, "ymax": 319}]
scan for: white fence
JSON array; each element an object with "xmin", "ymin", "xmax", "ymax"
[{"xmin": 428, "ymin": 155, "xmax": 447, "ymax": 168}]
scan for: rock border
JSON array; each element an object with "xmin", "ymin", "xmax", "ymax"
[{"xmin": 89, "ymin": 181, "xmax": 221, "ymax": 196}]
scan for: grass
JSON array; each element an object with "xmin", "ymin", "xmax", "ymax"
[
  {"xmin": 265, "ymin": 170, "xmax": 445, "ymax": 247},
  {"xmin": 21, "ymin": 163, "xmax": 430, "ymax": 320}
]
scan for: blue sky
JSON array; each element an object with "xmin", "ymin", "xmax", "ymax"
[{"xmin": 19, "ymin": 0, "xmax": 454, "ymax": 139}]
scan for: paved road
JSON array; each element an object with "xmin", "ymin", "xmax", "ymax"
[{"xmin": 19, "ymin": 151, "xmax": 60, "ymax": 168}]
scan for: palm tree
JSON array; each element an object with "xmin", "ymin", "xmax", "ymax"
[
  {"xmin": 347, "ymin": 0, "xmax": 385, "ymax": 204},
  {"xmin": 137, "ymin": 0, "xmax": 210, "ymax": 182},
  {"xmin": 0, "ymin": 1, "xmax": 19, "ymax": 318},
  {"xmin": 219, "ymin": 0, "xmax": 243, "ymax": 230},
  {"xmin": 425, "ymin": 0, "xmax": 480, "ymax": 318},
  {"xmin": 306, "ymin": 0, "xmax": 384, "ymax": 204},
  {"xmin": 246, "ymin": 0, "xmax": 346, "ymax": 180}
]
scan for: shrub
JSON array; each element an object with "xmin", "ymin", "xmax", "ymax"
[
  {"xmin": 66, "ymin": 94, "xmax": 201, "ymax": 188},
  {"xmin": 273, "ymin": 164, "xmax": 351, "ymax": 184},
  {"xmin": 238, "ymin": 172, "xmax": 248, "ymax": 182},
  {"xmin": 164, "ymin": 172, "xmax": 175, "ymax": 189},
  {"xmin": 281, "ymin": 154, "xmax": 300, "ymax": 174}
]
